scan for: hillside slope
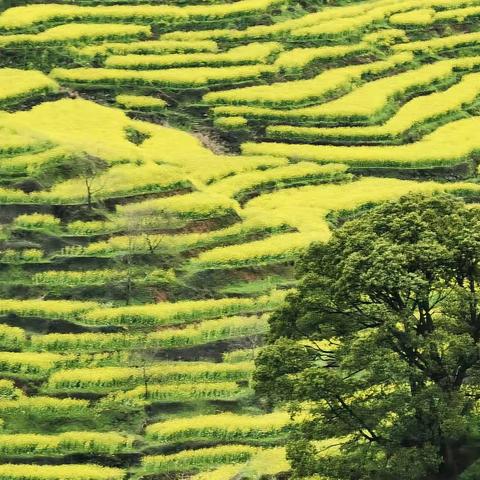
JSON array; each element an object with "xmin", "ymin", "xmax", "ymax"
[{"xmin": 1, "ymin": 0, "xmax": 480, "ymax": 478}]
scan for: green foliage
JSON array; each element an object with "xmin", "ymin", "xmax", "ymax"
[
  {"xmin": 460, "ymin": 459, "xmax": 480, "ymax": 480},
  {"xmin": 255, "ymin": 193, "xmax": 480, "ymax": 479}
]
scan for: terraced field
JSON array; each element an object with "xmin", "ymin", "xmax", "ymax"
[{"xmin": 2, "ymin": 0, "xmax": 480, "ymax": 478}]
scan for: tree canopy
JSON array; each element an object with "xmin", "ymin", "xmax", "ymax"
[{"xmin": 254, "ymin": 194, "xmax": 480, "ymax": 480}]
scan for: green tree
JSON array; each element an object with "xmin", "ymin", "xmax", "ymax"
[{"xmin": 254, "ymin": 194, "xmax": 480, "ymax": 480}]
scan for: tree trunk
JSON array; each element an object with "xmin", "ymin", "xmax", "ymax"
[
  {"xmin": 142, "ymin": 363, "xmax": 149, "ymax": 400},
  {"xmin": 441, "ymin": 442, "xmax": 459, "ymax": 479},
  {"xmin": 85, "ymin": 180, "xmax": 92, "ymax": 211},
  {"xmin": 125, "ymin": 276, "xmax": 132, "ymax": 306}
]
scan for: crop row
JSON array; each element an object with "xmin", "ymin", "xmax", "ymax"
[
  {"xmin": 0, "ymin": 249, "xmax": 46, "ymax": 264},
  {"xmin": 160, "ymin": 0, "xmax": 378, "ymax": 41},
  {"xmin": 0, "ymin": 465, "xmax": 124, "ymax": 480},
  {"xmin": 0, "ymin": 97, "xmax": 198, "ymax": 168},
  {"xmin": 30, "ymin": 268, "xmax": 175, "ymax": 288},
  {"xmin": 272, "ymin": 30, "xmax": 402, "ymax": 75},
  {"xmin": 51, "ymin": 63, "xmax": 276, "ymax": 88},
  {"xmin": 122, "ymin": 175, "xmax": 480, "ymax": 276},
  {"xmin": 58, "ymin": 216, "xmax": 289, "ymax": 258},
  {"xmin": 140, "ymin": 444, "xmax": 258, "ymax": 474},
  {"xmin": 11, "ymin": 214, "xmax": 121, "ymax": 237},
  {"xmin": 204, "ymin": 52, "xmax": 413, "ymax": 107},
  {"xmin": 104, "ymin": 42, "xmax": 282, "ymax": 69},
  {"xmin": 185, "ymin": 445, "xmax": 331, "ymax": 479},
  {"xmin": 2, "ymin": 98, "xmax": 147, "ymax": 166},
  {"xmin": 0, "ymin": 450, "xmax": 290, "ymax": 479},
  {"xmin": 0, "ymin": 395, "xmax": 90, "ymax": 420},
  {"xmin": 32, "ymin": 315, "xmax": 268, "ymax": 352},
  {"xmin": 74, "ymin": 39, "xmax": 218, "ymax": 58},
  {"xmin": 62, "ymin": 0, "xmax": 242, "ymax": 5},
  {"xmin": 207, "ymin": 162, "xmax": 351, "ymax": 202},
  {"xmin": 0, "ymin": 162, "xmax": 191, "ymax": 205},
  {"xmin": 390, "ymin": 4, "xmax": 480, "ymax": 26},
  {"xmin": 237, "ymin": 178, "xmax": 480, "ymax": 237},
  {"xmin": 160, "ymin": 0, "xmax": 480, "ymax": 42},
  {"xmin": 0, "ymin": 324, "xmax": 26, "ymax": 351},
  {"xmin": 394, "ymin": 30, "xmax": 480, "ymax": 53},
  {"xmin": 191, "ymin": 464, "xmax": 243, "ymax": 480},
  {"xmin": 58, "ymin": 221, "xmax": 288, "ymax": 258},
  {"xmin": 191, "ymin": 179, "xmax": 480, "ymax": 268},
  {"xmin": 45, "ymin": 361, "xmax": 254, "ymax": 393},
  {"xmin": 0, "ymin": 125, "xmax": 50, "ymax": 158},
  {"xmin": 111, "ymin": 381, "xmax": 251, "ymax": 404},
  {"xmin": 0, "ymin": 147, "xmax": 74, "ymax": 179},
  {"xmin": 0, "ymin": 431, "xmax": 134, "ymax": 456},
  {"xmin": 0, "ymin": 69, "xmax": 58, "ymax": 107},
  {"xmin": 190, "ymin": 231, "xmax": 320, "ymax": 269},
  {"xmin": 0, "ymin": 298, "xmax": 96, "ymax": 321},
  {"xmin": 273, "ymin": 0, "xmax": 480, "ymax": 38},
  {"xmin": 0, "ymin": 24, "xmax": 151, "ymax": 46},
  {"xmin": 210, "ymin": 55, "xmax": 480, "ymax": 122},
  {"xmin": 83, "ymin": 293, "xmax": 284, "ymax": 327},
  {"xmin": 0, "ymin": 315, "xmax": 265, "ymax": 355},
  {"xmin": 274, "ymin": 56, "xmax": 480, "ymax": 123},
  {"xmin": 288, "ymin": 0, "xmax": 469, "ymax": 38},
  {"xmin": 265, "ymin": 72, "xmax": 480, "ymax": 144},
  {"xmin": 116, "ymin": 94, "xmax": 167, "ymax": 109},
  {"xmin": 116, "ymin": 190, "xmax": 238, "ymax": 220},
  {"xmin": 12, "ymin": 213, "xmax": 61, "ymax": 231},
  {"xmin": 0, "ymin": 351, "xmax": 131, "ymax": 375},
  {"xmin": 242, "ymin": 116, "xmax": 480, "ymax": 168},
  {"xmin": 0, "ymin": 290, "xmax": 284, "ymax": 326},
  {"xmin": 145, "ymin": 411, "xmax": 289, "ymax": 443},
  {"xmin": 190, "ymin": 447, "xmax": 290, "ymax": 480},
  {"xmin": 0, "ymin": 0, "xmax": 287, "ymax": 29}
]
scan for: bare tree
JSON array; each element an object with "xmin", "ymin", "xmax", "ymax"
[
  {"xmin": 76, "ymin": 153, "xmax": 108, "ymax": 210},
  {"xmin": 114, "ymin": 208, "xmax": 173, "ymax": 305},
  {"xmin": 110, "ymin": 208, "xmax": 181, "ymax": 398}
]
